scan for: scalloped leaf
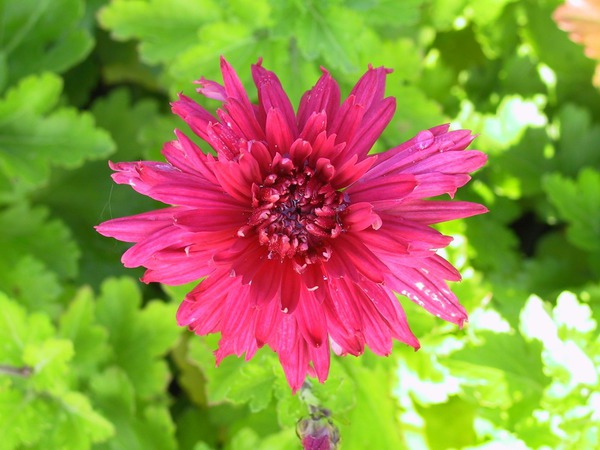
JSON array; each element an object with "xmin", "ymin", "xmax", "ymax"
[
  {"xmin": 544, "ymin": 168, "xmax": 600, "ymax": 252},
  {"xmin": 0, "ymin": 0, "xmax": 93, "ymax": 89},
  {"xmin": 0, "ymin": 73, "xmax": 114, "ymax": 199},
  {"xmin": 95, "ymin": 277, "xmax": 180, "ymax": 398}
]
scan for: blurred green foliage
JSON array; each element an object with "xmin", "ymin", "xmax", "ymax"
[{"xmin": 1, "ymin": 0, "xmax": 599, "ymax": 448}]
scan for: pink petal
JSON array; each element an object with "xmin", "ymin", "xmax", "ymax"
[
  {"xmin": 359, "ymin": 281, "xmax": 411, "ymax": 339},
  {"xmin": 171, "ymin": 93, "xmax": 217, "ymax": 143},
  {"xmin": 296, "ymin": 290, "xmax": 328, "ymax": 348},
  {"xmin": 95, "ymin": 207, "xmax": 179, "ymax": 242},
  {"xmin": 347, "ymin": 173, "xmax": 417, "ymax": 206},
  {"xmin": 219, "ymin": 98, "xmax": 265, "ymax": 141},
  {"xmin": 251, "ymin": 62, "xmax": 298, "ymax": 136},
  {"xmin": 265, "ymin": 107, "xmax": 294, "ymax": 153},
  {"xmin": 394, "ymin": 199, "xmax": 489, "ymax": 224},
  {"xmin": 346, "ymin": 97, "xmax": 396, "ymax": 159},
  {"xmin": 121, "ymin": 225, "xmax": 195, "ymax": 268},
  {"xmin": 329, "ymin": 97, "xmax": 365, "ymax": 152},
  {"xmin": 349, "ymin": 65, "xmax": 393, "ymax": 111},
  {"xmin": 341, "ymin": 202, "xmax": 382, "ymax": 231},
  {"xmin": 280, "ymin": 262, "xmax": 301, "ymax": 313},
  {"xmin": 329, "ymin": 234, "xmax": 389, "ymax": 283},
  {"xmin": 162, "ymin": 130, "xmax": 218, "ymax": 183},
  {"xmin": 194, "ymin": 77, "xmax": 227, "ymax": 101},
  {"xmin": 386, "ymin": 268, "xmax": 468, "ymax": 326},
  {"xmin": 408, "ymin": 173, "xmax": 472, "ymax": 199},
  {"xmin": 275, "ymin": 315, "xmax": 309, "ymax": 392},
  {"xmin": 254, "ymin": 298, "xmax": 282, "ymax": 347},
  {"xmin": 176, "ymin": 272, "xmax": 231, "ymax": 329},
  {"xmin": 331, "ymin": 154, "xmax": 376, "ymax": 188},
  {"xmin": 173, "ymin": 207, "xmax": 247, "ymax": 233},
  {"xmin": 205, "ymin": 122, "xmax": 244, "ymax": 160},
  {"xmin": 220, "ymin": 56, "xmax": 255, "ymax": 109},
  {"xmin": 297, "ymin": 67, "xmax": 341, "ymax": 131},
  {"xmin": 308, "ymin": 343, "xmax": 331, "ymax": 383},
  {"xmin": 299, "ymin": 111, "xmax": 328, "ymax": 144},
  {"xmin": 364, "ymin": 127, "xmax": 476, "ymax": 181}
]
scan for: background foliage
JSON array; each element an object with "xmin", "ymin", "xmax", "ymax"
[{"xmin": 1, "ymin": 0, "xmax": 599, "ymax": 448}]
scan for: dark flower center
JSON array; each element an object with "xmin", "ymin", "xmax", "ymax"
[{"xmin": 239, "ymin": 156, "xmax": 348, "ymax": 264}]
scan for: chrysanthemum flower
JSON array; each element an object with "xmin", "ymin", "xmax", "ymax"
[{"xmin": 96, "ymin": 57, "xmax": 487, "ymax": 391}]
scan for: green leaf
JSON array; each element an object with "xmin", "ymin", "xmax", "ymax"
[
  {"xmin": 34, "ymin": 157, "xmax": 156, "ymax": 288},
  {"xmin": 335, "ymin": 358, "xmax": 406, "ymax": 450},
  {"xmin": 501, "ymin": 52, "xmax": 546, "ymax": 97},
  {"xmin": 0, "ymin": 293, "xmax": 114, "ymax": 450},
  {"xmin": 358, "ymin": 0, "xmax": 425, "ymax": 29},
  {"xmin": 187, "ymin": 334, "xmax": 277, "ymax": 409},
  {"xmin": 226, "ymin": 427, "xmax": 298, "ymax": 450},
  {"xmin": 43, "ymin": 391, "xmax": 115, "ymax": 450},
  {"xmin": 167, "ymin": 21, "xmax": 261, "ymax": 94},
  {"xmin": 416, "ymin": 396, "xmax": 477, "ymax": 450},
  {"xmin": 465, "ymin": 215, "xmax": 521, "ymax": 275},
  {"xmin": 0, "ymin": 255, "xmax": 62, "ymax": 316},
  {"xmin": 274, "ymin": 356, "xmax": 356, "ymax": 428},
  {"xmin": 294, "ymin": 4, "xmax": 363, "ymax": 72},
  {"xmin": 491, "ymin": 127, "xmax": 552, "ymax": 198},
  {"xmin": 0, "ymin": 291, "xmax": 55, "ymax": 365},
  {"xmin": 0, "ymin": 386, "xmax": 48, "ymax": 449},
  {"xmin": 98, "ymin": 0, "xmax": 220, "ymax": 65},
  {"xmin": 525, "ymin": 231, "xmax": 593, "ymax": 297},
  {"xmin": 0, "ymin": 203, "xmax": 80, "ymax": 280},
  {"xmin": 0, "ymin": 72, "xmax": 115, "ymax": 198},
  {"xmin": 96, "ymin": 277, "xmax": 180, "ymax": 398},
  {"xmin": 94, "ymin": 33, "xmax": 161, "ymax": 91},
  {"xmin": 91, "ymin": 367, "xmax": 177, "ymax": 450},
  {"xmin": 23, "ymin": 338, "xmax": 74, "ymax": 393},
  {"xmin": 227, "ymin": 359, "xmax": 277, "ymax": 413},
  {"xmin": 447, "ymin": 331, "xmax": 550, "ymax": 422},
  {"xmin": 470, "ymin": 0, "xmax": 517, "ymax": 26},
  {"xmin": 460, "ymin": 95, "xmax": 547, "ymax": 156},
  {"xmin": 383, "ymin": 85, "xmax": 445, "ymax": 143},
  {"xmin": 556, "ymin": 104, "xmax": 600, "ymax": 176},
  {"xmin": 0, "ymin": 0, "xmax": 94, "ymax": 89},
  {"xmin": 91, "ymin": 88, "xmax": 162, "ymax": 161},
  {"xmin": 426, "ymin": 0, "xmax": 468, "ymax": 30},
  {"xmin": 544, "ymin": 168, "xmax": 600, "ymax": 252},
  {"xmin": 59, "ymin": 287, "xmax": 111, "ymax": 379}
]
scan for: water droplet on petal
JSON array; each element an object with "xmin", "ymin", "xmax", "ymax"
[{"xmin": 414, "ymin": 130, "xmax": 434, "ymax": 150}]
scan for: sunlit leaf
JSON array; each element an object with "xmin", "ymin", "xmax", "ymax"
[
  {"xmin": 0, "ymin": 73, "xmax": 114, "ymax": 199},
  {"xmin": 96, "ymin": 277, "xmax": 180, "ymax": 398}
]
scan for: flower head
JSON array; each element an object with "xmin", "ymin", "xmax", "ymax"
[
  {"xmin": 297, "ymin": 406, "xmax": 340, "ymax": 450},
  {"xmin": 96, "ymin": 57, "xmax": 487, "ymax": 391}
]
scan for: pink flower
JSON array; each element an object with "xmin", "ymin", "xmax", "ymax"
[
  {"xmin": 297, "ymin": 406, "xmax": 340, "ymax": 450},
  {"xmin": 554, "ymin": 0, "xmax": 600, "ymax": 85},
  {"xmin": 96, "ymin": 57, "xmax": 487, "ymax": 391}
]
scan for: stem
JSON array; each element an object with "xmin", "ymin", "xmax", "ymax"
[{"xmin": 0, "ymin": 364, "xmax": 33, "ymax": 377}]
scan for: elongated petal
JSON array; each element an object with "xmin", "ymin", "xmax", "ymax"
[
  {"xmin": 297, "ymin": 68, "xmax": 341, "ymax": 130},
  {"xmin": 95, "ymin": 207, "xmax": 179, "ymax": 242}
]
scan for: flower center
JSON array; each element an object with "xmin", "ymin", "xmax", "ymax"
[{"xmin": 238, "ymin": 156, "xmax": 348, "ymax": 264}]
